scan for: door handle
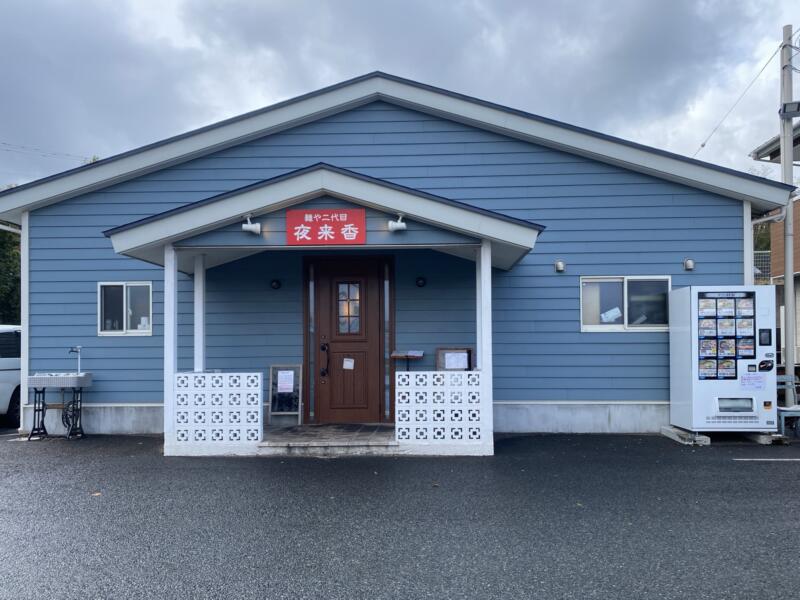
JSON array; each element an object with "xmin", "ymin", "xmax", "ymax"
[{"xmin": 320, "ymin": 343, "xmax": 330, "ymax": 377}]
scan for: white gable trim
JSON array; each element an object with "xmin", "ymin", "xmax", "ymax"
[
  {"xmin": 106, "ymin": 168, "xmax": 539, "ymax": 270},
  {"xmin": 0, "ymin": 73, "xmax": 791, "ymax": 223}
]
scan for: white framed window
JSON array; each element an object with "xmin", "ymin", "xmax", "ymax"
[
  {"xmin": 580, "ymin": 276, "xmax": 671, "ymax": 332},
  {"xmin": 98, "ymin": 282, "xmax": 152, "ymax": 336}
]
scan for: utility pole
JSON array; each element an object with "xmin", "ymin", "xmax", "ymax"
[{"xmin": 781, "ymin": 24, "xmax": 796, "ymax": 383}]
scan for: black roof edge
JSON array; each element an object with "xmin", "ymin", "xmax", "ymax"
[
  {"xmin": 2, "ymin": 71, "xmax": 794, "ymax": 204},
  {"xmin": 102, "ymin": 162, "xmax": 546, "ymax": 238}
]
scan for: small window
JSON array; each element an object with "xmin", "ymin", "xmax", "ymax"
[
  {"xmin": 337, "ymin": 282, "xmax": 361, "ymax": 334},
  {"xmin": 626, "ymin": 278, "xmax": 669, "ymax": 328},
  {"xmin": 0, "ymin": 331, "xmax": 20, "ymax": 358},
  {"xmin": 581, "ymin": 276, "xmax": 670, "ymax": 332},
  {"xmin": 99, "ymin": 282, "xmax": 152, "ymax": 336}
]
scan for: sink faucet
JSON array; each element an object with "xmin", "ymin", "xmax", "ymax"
[{"xmin": 69, "ymin": 346, "xmax": 82, "ymax": 374}]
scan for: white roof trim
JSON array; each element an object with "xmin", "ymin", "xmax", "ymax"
[
  {"xmin": 0, "ymin": 73, "xmax": 792, "ymax": 223},
  {"xmin": 106, "ymin": 167, "xmax": 540, "ymax": 271}
]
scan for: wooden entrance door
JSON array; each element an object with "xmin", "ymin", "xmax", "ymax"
[{"xmin": 313, "ymin": 257, "xmax": 383, "ymax": 423}]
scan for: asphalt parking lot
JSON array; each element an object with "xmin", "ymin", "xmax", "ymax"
[{"xmin": 1, "ymin": 429, "xmax": 799, "ymax": 600}]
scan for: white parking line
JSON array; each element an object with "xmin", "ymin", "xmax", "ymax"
[{"xmin": 733, "ymin": 458, "xmax": 800, "ymax": 462}]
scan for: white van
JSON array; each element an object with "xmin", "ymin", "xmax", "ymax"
[{"xmin": 0, "ymin": 325, "xmax": 21, "ymax": 427}]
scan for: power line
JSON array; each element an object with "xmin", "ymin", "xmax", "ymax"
[
  {"xmin": 692, "ymin": 42, "xmax": 783, "ymax": 158},
  {"xmin": 0, "ymin": 141, "xmax": 89, "ymax": 162}
]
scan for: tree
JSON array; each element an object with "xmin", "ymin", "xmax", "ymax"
[
  {"xmin": 0, "ymin": 184, "xmax": 20, "ymax": 324},
  {"xmin": 0, "ymin": 229, "xmax": 20, "ymax": 324}
]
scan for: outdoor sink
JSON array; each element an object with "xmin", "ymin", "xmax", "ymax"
[{"xmin": 28, "ymin": 372, "xmax": 93, "ymax": 388}]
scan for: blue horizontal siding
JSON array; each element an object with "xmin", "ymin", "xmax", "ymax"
[{"xmin": 29, "ymin": 100, "xmax": 744, "ymax": 406}]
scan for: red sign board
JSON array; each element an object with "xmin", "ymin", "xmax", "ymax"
[{"xmin": 285, "ymin": 208, "xmax": 366, "ymax": 245}]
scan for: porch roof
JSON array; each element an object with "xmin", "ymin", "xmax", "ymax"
[{"xmin": 103, "ymin": 163, "xmax": 544, "ymax": 271}]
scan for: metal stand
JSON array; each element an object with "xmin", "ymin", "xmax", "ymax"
[
  {"xmin": 28, "ymin": 388, "xmax": 48, "ymax": 440},
  {"xmin": 62, "ymin": 387, "xmax": 85, "ymax": 439}
]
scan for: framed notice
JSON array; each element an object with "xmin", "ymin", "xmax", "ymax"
[
  {"xmin": 269, "ymin": 365, "xmax": 302, "ymax": 424},
  {"xmin": 436, "ymin": 347, "xmax": 473, "ymax": 371}
]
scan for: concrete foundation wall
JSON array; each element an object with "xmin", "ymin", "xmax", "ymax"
[
  {"xmin": 21, "ymin": 402, "xmax": 668, "ymax": 435},
  {"xmin": 493, "ymin": 402, "xmax": 668, "ymax": 433},
  {"xmin": 21, "ymin": 404, "xmax": 163, "ymax": 436}
]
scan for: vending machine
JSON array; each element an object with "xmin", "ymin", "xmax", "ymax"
[{"xmin": 669, "ymin": 285, "xmax": 777, "ymax": 432}]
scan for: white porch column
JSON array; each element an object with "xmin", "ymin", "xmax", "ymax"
[
  {"xmin": 163, "ymin": 244, "xmax": 178, "ymax": 439},
  {"xmin": 193, "ymin": 254, "xmax": 206, "ymax": 372},
  {"xmin": 476, "ymin": 240, "xmax": 493, "ymax": 431}
]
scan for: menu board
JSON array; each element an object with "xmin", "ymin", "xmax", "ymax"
[
  {"xmin": 736, "ymin": 319, "xmax": 754, "ymax": 336},
  {"xmin": 699, "ymin": 339, "xmax": 717, "ymax": 357},
  {"xmin": 699, "ymin": 359, "xmax": 717, "ymax": 378},
  {"xmin": 718, "ymin": 339, "xmax": 736, "ymax": 357},
  {"xmin": 698, "ymin": 319, "xmax": 717, "ymax": 337},
  {"xmin": 736, "ymin": 298, "xmax": 754, "ymax": 317},
  {"xmin": 696, "ymin": 291, "xmax": 756, "ymax": 380},
  {"xmin": 717, "ymin": 319, "xmax": 736, "ymax": 336},
  {"xmin": 717, "ymin": 359, "xmax": 737, "ymax": 378},
  {"xmin": 737, "ymin": 338, "xmax": 755, "ymax": 358}
]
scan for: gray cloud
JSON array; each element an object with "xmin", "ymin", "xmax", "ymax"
[{"xmin": 0, "ymin": 0, "xmax": 794, "ymax": 186}]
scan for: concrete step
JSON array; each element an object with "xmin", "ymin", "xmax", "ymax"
[{"xmin": 257, "ymin": 440, "xmax": 404, "ymax": 457}]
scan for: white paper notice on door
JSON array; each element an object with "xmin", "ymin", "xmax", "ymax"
[
  {"xmin": 277, "ymin": 370, "xmax": 294, "ymax": 393},
  {"xmin": 342, "ymin": 358, "xmax": 355, "ymax": 370}
]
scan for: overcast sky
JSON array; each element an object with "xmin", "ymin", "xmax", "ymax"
[{"xmin": 0, "ymin": 0, "xmax": 797, "ymax": 187}]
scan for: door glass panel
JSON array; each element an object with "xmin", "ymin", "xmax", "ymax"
[{"xmin": 337, "ymin": 281, "xmax": 361, "ymax": 334}]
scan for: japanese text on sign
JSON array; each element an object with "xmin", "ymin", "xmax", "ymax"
[{"xmin": 285, "ymin": 208, "xmax": 366, "ymax": 245}]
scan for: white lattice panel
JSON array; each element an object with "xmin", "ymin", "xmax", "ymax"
[
  {"xmin": 395, "ymin": 371, "xmax": 487, "ymax": 445},
  {"xmin": 173, "ymin": 372, "xmax": 262, "ymax": 446}
]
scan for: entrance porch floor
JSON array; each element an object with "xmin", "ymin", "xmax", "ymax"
[{"xmin": 259, "ymin": 423, "xmax": 400, "ymax": 457}]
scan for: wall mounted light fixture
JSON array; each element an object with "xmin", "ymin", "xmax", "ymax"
[
  {"xmin": 242, "ymin": 214, "xmax": 261, "ymax": 235},
  {"xmin": 683, "ymin": 258, "xmax": 695, "ymax": 271},
  {"xmin": 388, "ymin": 214, "xmax": 407, "ymax": 232},
  {"xmin": 554, "ymin": 259, "xmax": 566, "ymax": 273}
]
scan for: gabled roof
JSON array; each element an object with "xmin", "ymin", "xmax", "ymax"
[
  {"xmin": 750, "ymin": 122, "xmax": 800, "ymax": 165},
  {"xmin": 103, "ymin": 163, "xmax": 543, "ymax": 271},
  {"xmin": 0, "ymin": 71, "xmax": 793, "ymax": 223}
]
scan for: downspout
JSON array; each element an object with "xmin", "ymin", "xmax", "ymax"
[{"xmin": 751, "ymin": 189, "xmax": 799, "ymax": 227}]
